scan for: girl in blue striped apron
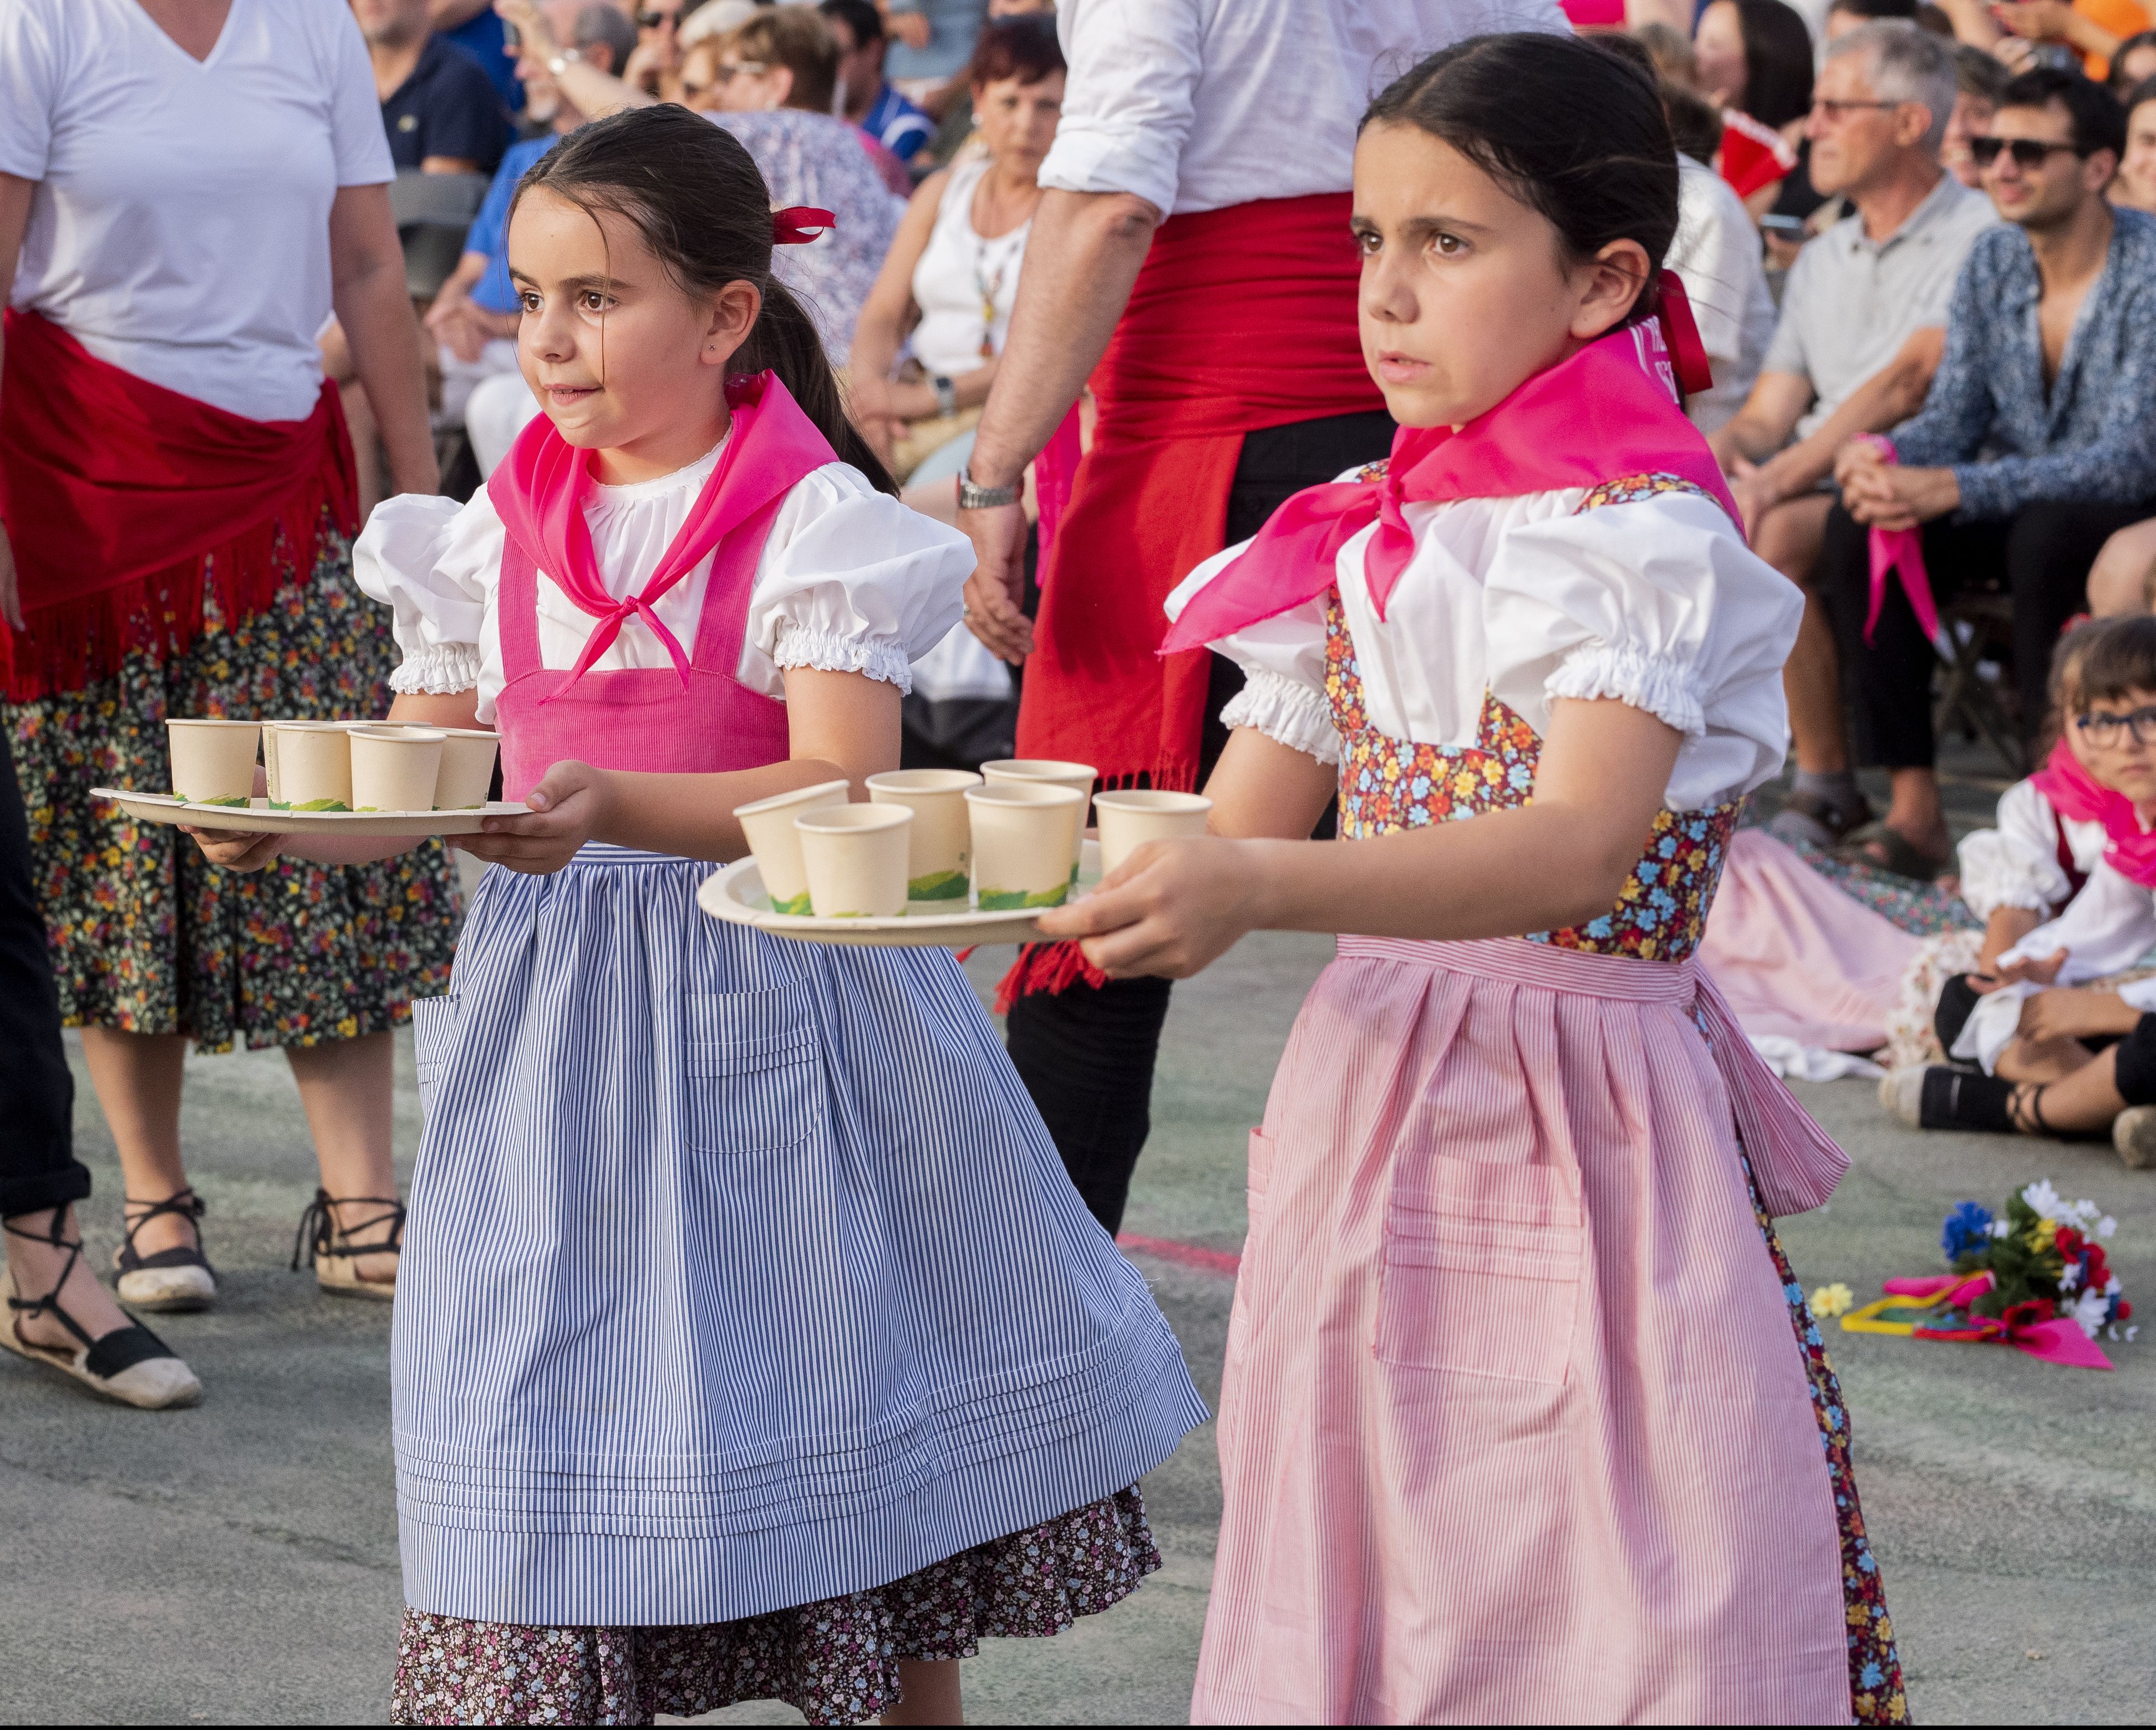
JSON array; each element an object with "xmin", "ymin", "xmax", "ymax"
[{"xmin": 191, "ymin": 108, "xmax": 1204, "ymax": 1726}]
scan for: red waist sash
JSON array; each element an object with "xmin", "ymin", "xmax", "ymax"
[
  {"xmin": 0, "ymin": 309, "xmax": 357, "ymax": 701},
  {"xmin": 1016, "ymin": 192, "xmax": 1384, "ymax": 789}
]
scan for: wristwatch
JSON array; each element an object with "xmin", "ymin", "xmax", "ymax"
[
  {"xmin": 957, "ymin": 467, "xmax": 1020, "ymax": 510},
  {"xmin": 547, "ymin": 48, "xmax": 583, "ymax": 74},
  {"xmin": 931, "ymin": 374, "xmax": 958, "ymax": 418}
]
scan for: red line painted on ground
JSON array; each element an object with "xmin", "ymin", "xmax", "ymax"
[{"xmin": 1117, "ymin": 1233, "xmax": 1242, "ymax": 1278}]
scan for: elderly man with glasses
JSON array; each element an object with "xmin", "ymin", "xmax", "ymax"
[
  {"xmin": 1707, "ymin": 21, "xmax": 1996, "ymax": 859},
  {"xmin": 1816, "ymin": 65, "xmax": 2156, "ymax": 875}
]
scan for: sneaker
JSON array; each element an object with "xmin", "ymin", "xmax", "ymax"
[{"xmin": 2114, "ymin": 1105, "xmax": 2156, "ymax": 1169}]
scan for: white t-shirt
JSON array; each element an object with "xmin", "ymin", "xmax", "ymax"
[
  {"xmin": 1669, "ymin": 155, "xmax": 1778, "ymax": 436},
  {"xmin": 1169, "ymin": 477, "xmax": 1801, "ymax": 814},
  {"xmin": 0, "ymin": 0, "xmax": 392, "ymax": 423},
  {"xmin": 1038, "ymin": 0, "xmax": 1569, "ymax": 218}
]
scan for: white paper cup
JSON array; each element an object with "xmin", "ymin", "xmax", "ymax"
[
  {"xmin": 965, "ymin": 782, "xmax": 1086, "ymax": 910},
  {"xmin": 734, "ymin": 779, "xmax": 851, "ymax": 914},
  {"xmin": 348, "ymin": 726, "xmax": 445, "ymax": 812},
  {"xmin": 165, "ymin": 719, "xmax": 261, "ymax": 806},
  {"xmin": 980, "ymin": 759, "xmax": 1096, "ymax": 874},
  {"xmin": 432, "ymin": 729, "xmax": 501, "ymax": 810},
  {"xmin": 796, "ymin": 803, "xmax": 912, "ymax": 918},
  {"xmin": 263, "ymin": 722, "xmax": 354, "ymax": 811},
  {"xmin": 1094, "ymin": 788, "xmax": 1213, "ymax": 877},
  {"xmin": 866, "ymin": 769, "xmax": 980, "ymax": 902}
]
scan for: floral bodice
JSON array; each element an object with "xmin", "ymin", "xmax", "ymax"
[{"xmin": 1323, "ymin": 585, "xmax": 1737, "ymax": 964}]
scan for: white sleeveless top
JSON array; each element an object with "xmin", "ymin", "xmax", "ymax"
[{"xmin": 908, "ymin": 157, "xmax": 1031, "ymax": 378}]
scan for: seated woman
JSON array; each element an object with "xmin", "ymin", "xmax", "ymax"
[
  {"xmin": 1884, "ymin": 615, "xmax": 2156, "ymax": 1168},
  {"xmin": 846, "ymin": 15, "xmax": 1064, "ymax": 486},
  {"xmin": 495, "ymin": 0, "xmax": 900, "ymax": 365}
]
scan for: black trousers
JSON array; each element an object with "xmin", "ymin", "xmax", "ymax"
[
  {"xmin": 0, "ymin": 726, "xmax": 85, "ymax": 1220},
  {"xmin": 1936, "ymin": 973, "xmax": 2156, "ymax": 1105},
  {"xmin": 1006, "ymin": 408, "xmax": 1395, "ymax": 1234},
  {"xmin": 1816, "ymin": 496, "xmax": 2156, "ymax": 766}
]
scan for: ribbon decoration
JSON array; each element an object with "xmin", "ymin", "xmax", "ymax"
[
  {"xmin": 1853, "ymin": 434, "xmax": 1949, "ymax": 653},
  {"xmin": 1847, "ymin": 1273, "xmax": 2116, "ymax": 1370},
  {"xmin": 772, "ymin": 206, "xmax": 835, "ymax": 245},
  {"xmin": 1653, "ymin": 271, "xmax": 1716, "ymax": 400}
]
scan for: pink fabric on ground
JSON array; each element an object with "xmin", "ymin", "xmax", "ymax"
[
  {"xmin": 1701, "ymin": 829, "xmax": 1921, "ymax": 1052},
  {"xmin": 1194, "ymin": 934, "xmax": 1849, "ymax": 1724}
]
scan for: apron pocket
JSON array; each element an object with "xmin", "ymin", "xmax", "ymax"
[
  {"xmin": 1374, "ymin": 1156, "xmax": 1584, "ymax": 1386},
  {"xmin": 685, "ymin": 991, "xmax": 821, "ymax": 1154},
  {"xmin": 410, "ymin": 993, "xmax": 460, "ymax": 1122}
]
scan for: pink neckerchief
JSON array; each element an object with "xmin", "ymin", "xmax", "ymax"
[
  {"xmin": 2030, "ymin": 736, "xmax": 2156, "ymax": 888},
  {"xmin": 486, "ymin": 370, "xmax": 837, "ymax": 702},
  {"xmin": 1850, "ymin": 434, "xmax": 1948, "ymax": 653},
  {"xmin": 1160, "ymin": 299, "xmax": 1736, "ymax": 654}
]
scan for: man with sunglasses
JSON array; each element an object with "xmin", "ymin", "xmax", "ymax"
[
  {"xmin": 1708, "ymin": 23, "xmax": 1993, "ymax": 858},
  {"xmin": 1816, "ymin": 65, "xmax": 2156, "ymax": 876}
]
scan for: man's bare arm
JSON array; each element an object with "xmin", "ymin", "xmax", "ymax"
[
  {"xmin": 1708, "ymin": 370, "xmax": 1813, "ymax": 471},
  {"xmin": 1751, "ymin": 326, "xmax": 1945, "ymax": 501}
]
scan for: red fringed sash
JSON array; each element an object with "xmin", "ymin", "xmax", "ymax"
[
  {"xmin": 1015, "ymin": 193, "xmax": 1383, "ymax": 791},
  {"xmin": 0, "ymin": 309, "xmax": 358, "ymax": 702}
]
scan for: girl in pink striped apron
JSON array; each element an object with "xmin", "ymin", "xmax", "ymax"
[
  {"xmin": 1046, "ymin": 37, "xmax": 1905, "ymax": 1724},
  {"xmin": 190, "ymin": 108, "xmax": 1203, "ymax": 1726}
]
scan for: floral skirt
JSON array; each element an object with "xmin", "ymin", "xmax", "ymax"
[
  {"xmin": 390, "ymin": 1487, "xmax": 1159, "ymax": 1726},
  {"xmin": 3, "ymin": 522, "xmax": 460, "ymax": 1052}
]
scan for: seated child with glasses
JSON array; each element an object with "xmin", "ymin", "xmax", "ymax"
[{"xmin": 1885, "ymin": 614, "xmax": 2156, "ymax": 1167}]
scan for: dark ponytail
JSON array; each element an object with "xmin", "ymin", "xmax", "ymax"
[
  {"xmin": 512, "ymin": 105, "xmax": 899, "ymax": 495},
  {"xmin": 1361, "ymin": 34, "xmax": 1679, "ymax": 330}
]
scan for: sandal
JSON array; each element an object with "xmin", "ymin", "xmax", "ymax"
[
  {"xmin": 292, "ymin": 1189, "xmax": 403, "ymax": 1302},
  {"xmin": 115, "ymin": 1188, "xmax": 216, "ymax": 1312},
  {"xmin": 1767, "ymin": 785, "xmax": 1874, "ymax": 850},
  {"xmin": 1839, "ymin": 821, "xmax": 1951, "ymax": 883},
  {"xmin": 2, "ymin": 1211, "xmax": 201, "ymax": 1409}
]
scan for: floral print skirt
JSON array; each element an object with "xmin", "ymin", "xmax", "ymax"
[
  {"xmin": 390, "ymin": 1487, "xmax": 1160, "ymax": 1726},
  {"xmin": 3, "ymin": 522, "xmax": 460, "ymax": 1052}
]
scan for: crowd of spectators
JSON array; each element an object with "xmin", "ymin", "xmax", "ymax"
[{"xmin": 328, "ymin": 0, "xmax": 2156, "ymax": 877}]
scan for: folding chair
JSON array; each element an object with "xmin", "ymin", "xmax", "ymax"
[{"xmin": 1931, "ymin": 589, "xmax": 2025, "ymax": 776}]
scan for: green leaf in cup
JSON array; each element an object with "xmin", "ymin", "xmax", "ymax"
[
  {"xmin": 292, "ymin": 798, "xmax": 350, "ymax": 812},
  {"xmin": 977, "ymin": 884, "xmax": 1070, "ymax": 910},
  {"xmin": 907, "ymin": 868, "xmax": 969, "ymax": 902},
  {"xmin": 768, "ymin": 889, "xmax": 814, "ymax": 915},
  {"xmin": 188, "ymin": 795, "xmax": 250, "ymax": 807}
]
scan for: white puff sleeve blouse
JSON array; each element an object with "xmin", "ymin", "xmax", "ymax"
[
  {"xmin": 1955, "ymin": 777, "xmax": 2108, "ymax": 920},
  {"xmin": 353, "ymin": 440, "xmax": 972, "ymax": 724},
  {"xmin": 1169, "ymin": 481, "xmax": 1801, "ymax": 812}
]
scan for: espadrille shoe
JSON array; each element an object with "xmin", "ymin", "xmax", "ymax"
[
  {"xmin": 113, "ymin": 1188, "xmax": 216, "ymax": 1312},
  {"xmin": 3, "ymin": 1212, "xmax": 201, "ymax": 1410},
  {"xmin": 292, "ymin": 1189, "xmax": 402, "ymax": 1301}
]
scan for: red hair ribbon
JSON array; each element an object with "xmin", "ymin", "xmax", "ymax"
[
  {"xmin": 772, "ymin": 206, "xmax": 835, "ymax": 245},
  {"xmin": 1654, "ymin": 271, "xmax": 1716, "ymax": 400}
]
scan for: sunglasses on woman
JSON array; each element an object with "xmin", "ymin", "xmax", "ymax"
[{"xmin": 1969, "ymin": 136, "xmax": 2085, "ymax": 169}]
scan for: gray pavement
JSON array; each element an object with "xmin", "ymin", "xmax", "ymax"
[{"xmin": 6, "ymin": 887, "xmax": 2156, "ymax": 1722}]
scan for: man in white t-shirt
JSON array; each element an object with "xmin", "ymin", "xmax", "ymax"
[
  {"xmin": 1706, "ymin": 21, "xmax": 1994, "ymax": 849},
  {"xmin": 1670, "ymin": 154, "xmax": 1779, "ymax": 432},
  {"xmin": 948, "ymin": 0, "xmax": 1565, "ymax": 1235}
]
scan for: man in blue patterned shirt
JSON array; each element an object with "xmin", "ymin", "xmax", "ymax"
[{"xmin": 1814, "ymin": 67, "xmax": 2156, "ymax": 876}]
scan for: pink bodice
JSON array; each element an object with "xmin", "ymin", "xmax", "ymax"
[{"xmin": 491, "ymin": 498, "xmax": 791, "ymax": 800}]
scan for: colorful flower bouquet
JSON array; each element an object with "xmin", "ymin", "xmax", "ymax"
[{"xmin": 1837, "ymin": 1181, "xmax": 2135, "ymax": 1371}]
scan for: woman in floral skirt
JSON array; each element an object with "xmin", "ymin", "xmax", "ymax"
[{"xmin": 0, "ymin": 0, "xmax": 459, "ymax": 1364}]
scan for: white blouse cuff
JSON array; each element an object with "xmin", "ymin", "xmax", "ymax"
[
  {"xmin": 388, "ymin": 642, "xmax": 484, "ymax": 696},
  {"xmin": 1221, "ymin": 668, "xmax": 1342, "ymax": 766},
  {"xmin": 771, "ymin": 623, "xmax": 916, "ymax": 694},
  {"xmin": 1547, "ymin": 644, "xmax": 1707, "ymax": 739},
  {"xmin": 1956, "ymin": 830, "xmax": 2069, "ymax": 919}
]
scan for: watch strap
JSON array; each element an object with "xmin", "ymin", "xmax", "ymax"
[{"xmin": 957, "ymin": 468, "xmax": 1020, "ymax": 510}]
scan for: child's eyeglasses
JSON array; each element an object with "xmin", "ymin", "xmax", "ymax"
[
  {"xmin": 1969, "ymin": 136, "xmax": 2084, "ymax": 169},
  {"xmin": 2074, "ymin": 705, "xmax": 2156, "ymax": 746}
]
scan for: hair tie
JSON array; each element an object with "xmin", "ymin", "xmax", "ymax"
[
  {"xmin": 772, "ymin": 206, "xmax": 836, "ymax": 245},
  {"xmin": 1653, "ymin": 270, "xmax": 1716, "ymax": 400}
]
